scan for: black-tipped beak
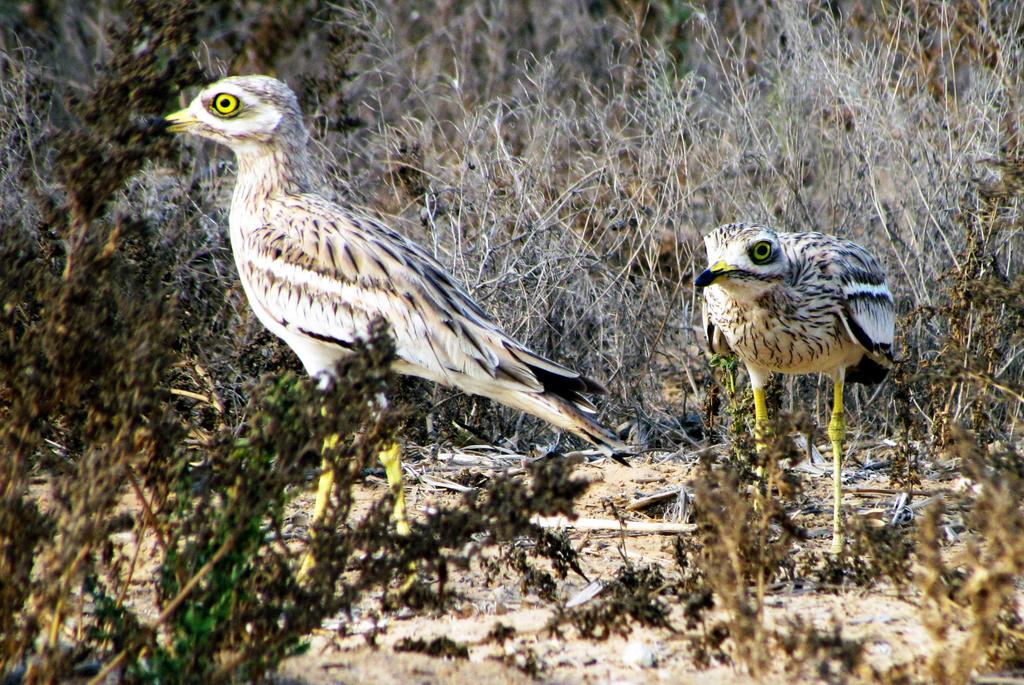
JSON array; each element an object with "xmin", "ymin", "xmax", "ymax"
[
  {"xmin": 137, "ymin": 115, "xmax": 173, "ymax": 135},
  {"xmin": 694, "ymin": 261, "xmax": 738, "ymax": 288}
]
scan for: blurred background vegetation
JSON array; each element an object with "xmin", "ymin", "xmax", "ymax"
[{"xmin": 1, "ymin": 0, "xmax": 1022, "ymax": 682}]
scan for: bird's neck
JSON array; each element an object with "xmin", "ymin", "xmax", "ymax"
[
  {"xmin": 718, "ymin": 279, "xmax": 772, "ymax": 304},
  {"xmin": 232, "ymin": 143, "xmax": 314, "ymax": 207}
]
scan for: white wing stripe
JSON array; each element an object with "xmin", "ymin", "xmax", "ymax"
[
  {"xmin": 843, "ymin": 281, "xmax": 892, "ymax": 300},
  {"xmin": 845, "ymin": 299, "xmax": 895, "ymax": 347}
]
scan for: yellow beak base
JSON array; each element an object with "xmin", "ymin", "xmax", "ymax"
[{"xmin": 163, "ymin": 108, "xmax": 199, "ymax": 133}]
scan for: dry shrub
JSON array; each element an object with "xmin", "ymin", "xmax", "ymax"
[
  {"xmin": 419, "ymin": 455, "xmax": 591, "ymax": 609},
  {"xmin": 0, "ymin": 5, "xmax": 407, "ymax": 677},
  {"xmin": 1, "ymin": 3, "xmax": 204, "ymax": 678},
  {"xmin": 917, "ymin": 429, "xmax": 1024, "ymax": 685},
  {"xmin": 90, "ymin": 332, "xmax": 404, "ymax": 683},
  {"xmin": 808, "ymin": 516, "xmax": 916, "ymax": 591},
  {"xmin": 394, "ymin": 636, "xmax": 469, "ymax": 660},
  {"xmin": 551, "ymin": 564, "xmax": 676, "ymax": 640},
  {"xmin": 0, "ymin": 2, "xmax": 599, "ymax": 681},
  {"xmin": 673, "ymin": 413, "xmax": 805, "ymax": 674},
  {"xmin": 775, "ymin": 615, "xmax": 870, "ymax": 684},
  {"xmin": 3, "ymin": 0, "xmax": 1024, "ymax": 681}
]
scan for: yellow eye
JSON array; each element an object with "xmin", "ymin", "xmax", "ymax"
[
  {"xmin": 750, "ymin": 240, "xmax": 773, "ymax": 264},
  {"xmin": 210, "ymin": 93, "xmax": 240, "ymax": 117}
]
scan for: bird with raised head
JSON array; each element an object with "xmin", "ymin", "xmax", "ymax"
[{"xmin": 161, "ymin": 75, "xmax": 627, "ymax": 576}]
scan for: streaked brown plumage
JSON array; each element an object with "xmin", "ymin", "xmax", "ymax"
[
  {"xmin": 696, "ymin": 222, "xmax": 895, "ymax": 553},
  {"xmin": 163, "ymin": 75, "xmax": 625, "ymax": 454},
  {"xmin": 163, "ymin": 74, "xmax": 627, "ymax": 577},
  {"xmin": 700, "ymin": 224, "xmax": 894, "ymax": 384},
  {"xmin": 234, "ymin": 190, "xmax": 622, "ymax": 451}
]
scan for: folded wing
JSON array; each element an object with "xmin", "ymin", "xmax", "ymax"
[
  {"xmin": 831, "ymin": 244, "xmax": 895, "ymax": 362},
  {"xmin": 235, "ymin": 194, "xmax": 623, "ymax": 451}
]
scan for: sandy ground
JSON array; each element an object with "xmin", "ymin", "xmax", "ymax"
[
  {"xmin": 32, "ymin": 438, "xmax": 984, "ymax": 684},
  {"xmin": 268, "ymin": 449, "xmax": 952, "ymax": 685}
]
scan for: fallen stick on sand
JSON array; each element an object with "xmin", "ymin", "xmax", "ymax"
[{"xmin": 531, "ymin": 515, "xmax": 696, "ymax": 534}]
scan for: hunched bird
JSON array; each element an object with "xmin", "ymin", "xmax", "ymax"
[{"xmin": 696, "ymin": 222, "xmax": 895, "ymax": 552}]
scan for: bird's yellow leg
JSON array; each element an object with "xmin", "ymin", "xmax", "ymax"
[
  {"xmin": 749, "ymin": 386, "xmax": 772, "ymax": 509},
  {"xmin": 377, "ymin": 442, "xmax": 410, "ymax": 536},
  {"xmin": 299, "ymin": 436, "xmax": 415, "ymax": 588},
  {"xmin": 298, "ymin": 434, "xmax": 340, "ymax": 580},
  {"xmin": 827, "ymin": 381, "xmax": 846, "ymax": 554},
  {"xmin": 752, "ymin": 386, "xmax": 770, "ymax": 453},
  {"xmin": 378, "ymin": 442, "xmax": 417, "ymax": 593}
]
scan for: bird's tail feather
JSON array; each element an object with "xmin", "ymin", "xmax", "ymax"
[
  {"xmin": 497, "ymin": 389, "xmax": 630, "ymax": 463},
  {"xmin": 846, "ymin": 353, "xmax": 891, "ymax": 385}
]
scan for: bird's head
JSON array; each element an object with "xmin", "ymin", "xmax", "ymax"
[
  {"xmin": 695, "ymin": 223, "xmax": 787, "ymax": 298},
  {"xmin": 162, "ymin": 75, "xmax": 307, "ymax": 154}
]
